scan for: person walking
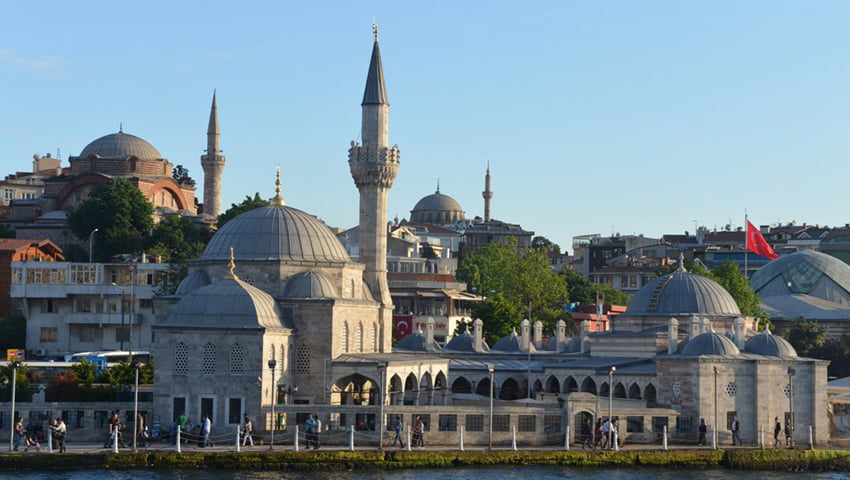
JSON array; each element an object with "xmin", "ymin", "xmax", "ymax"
[
  {"xmin": 391, "ymin": 417, "xmax": 404, "ymax": 448},
  {"xmin": 698, "ymin": 418, "xmax": 707, "ymax": 446},
  {"xmin": 731, "ymin": 416, "xmax": 742, "ymax": 446},
  {"xmin": 412, "ymin": 416, "xmax": 424, "ymax": 448},
  {"xmin": 52, "ymin": 418, "xmax": 67, "ymax": 453},
  {"xmin": 582, "ymin": 418, "xmax": 593, "ymax": 450},
  {"xmin": 785, "ymin": 417, "xmax": 793, "ymax": 447},
  {"xmin": 773, "ymin": 417, "xmax": 781, "ymax": 448},
  {"xmin": 306, "ymin": 414, "xmax": 320, "ymax": 449},
  {"xmin": 201, "ymin": 415, "xmax": 212, "ymax": 448},
  {"xmin": 241, "ymin": 414, "xmax": 254, "ymax": 447},
  {"xmin": 594, "ymin": 417, "xmax": 603, "ymax": 448},
  {"xmin": 601, "ymin": 418, "xmax": 611, "ymax": 449},
  {"xmin": 13, "ymin": 417, "xmax": 25, "ymax": 452}
]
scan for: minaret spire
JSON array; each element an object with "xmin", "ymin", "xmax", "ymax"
[
  {"xmin": 201, "ymin": 90, "xmax": 226, "ymax": 217},
  {"xmin": 349, "ymin": 26, "xmax": 400, "ymax": 353},
  {"xmin": 482, "ymin": 163, "xmax": 494, "ymax": 222}
]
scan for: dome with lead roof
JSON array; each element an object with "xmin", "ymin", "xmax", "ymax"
[
  {"xmin": 744, "ymin": 328, "xmax": 797, "ymax": 357},
  {"xmin": 79, "ymin": 131, "xmax": 163, "ymax": 161},
  {"xmin": 410, "ymin": 185, "xmax": 464, "ymax": 225},
  {"xmin": 680, "ymin": 331, "xmax": 740, "ymax": 356},
  {"xmin": 626, "ymin": 269, "xmax": 740, "ymax": 316}
]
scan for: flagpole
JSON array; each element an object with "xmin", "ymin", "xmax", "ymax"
[{"xmin": 744, "ymin": 211, "xmax": 748, "ymax": 278}]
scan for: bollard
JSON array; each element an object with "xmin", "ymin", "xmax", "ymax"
[
  {"xmin": 294, "ymin": 425, "xmax": 300, "ymax": 452},
  {"xmin": 564, "ymin": 425, "xmax": 570, "ymax": 451},
  {"xmin": 235, "ymin": 426, "xmax": 241, "ymax": 452},
  {"xmin": 112, "ymin": 425, "xmax": 119, "ymax": 454},
  {"xmin": 349, "ymin": 425, "xmax": 355, "ymax": 451},
  {"xmin": 47, "ymin": 427, "xmax": 53, "ymax": 454},
  {"xmin": 511, "ymin": 425, "xmax": 517, "ymax": 451},
  {"xmin": 458, "ymin": 425, "xmax": 464, "ymax": 451},
  {"xmin": 406, "ymin": 425, "xmax": 412, "ymax": 451},
  {"xmin": 711, "ymin": 426, "xmax": 716, "ymax": 450},
  {"xmin": 613, "ymin": 428, "xmax": 619, "ymax": 451},
  {"xmin": 809, "ymin": 425, "xmax": 814, "ymax": 450},
  {"xmin": 662, "ymin": 425, "xmax": 667, "ymax": 451},
  {"xmin": 176, "ymin": 426, "xmax": 182, "ymax": 453}
]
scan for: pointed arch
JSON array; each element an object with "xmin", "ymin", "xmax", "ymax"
[
  {"xmin": 370, "ymin": 323, "xmax": 377, "ymax": 352},
  {"xmin": 533, "ymin": 379, "xmax": 544, "ymax": 396},
  {"xmin": 645, "ymin": 383, "xmax": 657, "ymax": 407},
  {"xmin": 475, "ymin": 377, "xmax": 492, "ymax": 396},
  {"xmin": 499, "ymin": 377, "xmax": 521, "ymax": 400},
  {"xmin": 614, "ymin": 381, "xmax": 627, "ymax": 398},
  {"xmin": 435, "ymin": 371, "xmax": 448, "ymax": 405},
  {"xmin": 545, "ymin": 375, "xmax": 560, "ymax": 394},
  {"xmin": 564, "ymin": 376, "xmax": 578, "ymax": 393},
  {"xmin": 355, "ymin": 323, "xmax": 363, "ymax": 352},
  {"xmin": 580, "ymin": 377, "xmax": 597, "ymax": 395},
  {"xmin": 599, "ymin": 381, "xmax": 610, "ymax": 396},
  {"xmin": 420, "ymin": 372, "xmax": 433, "ymax": 405},
  {"xmin": 628, "ymin": 382, "xmax": 642, "ymax": 399},
  {"xmin": 341, "ymin": 322, "xmax": 349, "ymax": 353},
  {"xmin": 452, "ymin": 376, "xmax": 472, "ymax": 394},
  {"xmin": 404, "ymin": 373, "xmax": 418, "ymax": 405},
  {"xmin": 389, "ymin": 374, "xmax": 403, "ymax": 405}
]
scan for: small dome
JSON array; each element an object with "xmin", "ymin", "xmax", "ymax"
[
  {"xmin": 395, "ymin": 330, "xmax": 442, "ymax": 352},
  {"xmin": 744, "ymin": 328, "xmax": 797, "ymax": 357},
  {"xmin": 163, "ymin": 278, "xmax": 289, "ymax": 330},
  {"xmin": 174, "ymin": 270, "xmax": 211, "ymax": 296},
  {"xmin": 444, "ymin": 328, "xmax": 490, "ymax": 353},
  {"xmin": 626, "ymin": 270, "xmax": 741, "ymax": 316},
  {"xmin": 409, "ymin": 188, "xmax": 465, "ymax": 225},
  {"xmin": 79, "ymin": 131, "xmax": 163, "ymax": 161},
  {"xmin": 283, "ymin": 271, "xmax": 338, "ymax": 299},
  {"xmin": 751, "ymin": 250, "xmax": 850, "ymax": 301},
  {"xmin": 203, "ymin": 206, "xmax": 351, "ymax": 263},
  {"xmin": 492, "ymin": 330, "xmax": 536, "ymax": 353},
  {"xmin": 680, "ymin": 331, "xmax": 740, "ymax": 356}
]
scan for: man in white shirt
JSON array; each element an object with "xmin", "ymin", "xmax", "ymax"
[{"xmin": 202, "ymin": 416, "xmax": 212, "ymax": 448}]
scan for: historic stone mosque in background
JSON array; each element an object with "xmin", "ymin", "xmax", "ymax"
[{"xmin": 0, "ymin": 27, "xmax": 831, "ymax": 448}]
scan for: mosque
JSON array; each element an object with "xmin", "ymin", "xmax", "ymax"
[{"xmin": 148, "ymin": 29, "xmax": 829, "ymax": 447}]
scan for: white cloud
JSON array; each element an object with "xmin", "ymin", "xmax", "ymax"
[{"xmin": 0, "ymin": 49, "xmax": 62, "ymax": 71}]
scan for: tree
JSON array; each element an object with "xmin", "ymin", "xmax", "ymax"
[
  {"xmin": 558, "ymin": 269, "xmax": 631, "ymax": 307},
  {"xmin": 782, "ymin": 319, "xmax": 828, "ymax": 358},
  {"xmin": 172, "ymin": 165, "xmax": 196, "ymax": 187},
  {"xmin": 457, "ymin": 238, "xmax": 569, "ymax": 343},
  {"xmin": 68, "ymin": 179, "xmax": 154, "ymax": 262},
  {"xmin": 531, "ymin": 236, "xmax": 561, "ymax": 254},
  {"xmin": 71, "ymin": 358, "xmax": 98, "ymax": 387},
  {"xmin": 0, "ymin": 315, "xmax": 26, "ymax": 353},
  {"xmin": 217, "ymin": 193, "xmax": 272, "ymax": 228},
  {"xmin": 0, "ymin": 363, "xmax": 30, "ymax": 402},
  {"xmin": 0, "ymin": 224, "xmax": 14, "ymax": 238},
  {"xmin": 810, "ymin": 337, "xmax": 850, "ymax": 379},
  {"xmin": 145, "ymin": 215, "xmax": 204, "ymax": 263},
  {"xmin": 421, "ymin": 244, "xmax": 438, "ymax": 260}
]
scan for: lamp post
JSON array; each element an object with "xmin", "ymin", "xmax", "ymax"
[
  {"xmin": 608, "ymin": 366, "xmax": 616, "ymax": 450},
  {"xmin": 7, "ymin": 361, "xmax": 19, "ymax": 452},
  {"xmin": 788, "ymin": 367, "xmax": 795, "ymax": 447},
  {"xmin": 378, "ymin": 363, "xmax": 386, "ymax": 450},
  {"xmin": 132, "ymin": 362, "xmax": 141, "ymax": 451},
  {"xmin": 268, "ymin": 359, "xmax": 277, "ymax": 450},
  {"xmin": 713, "ymin": 366, "xmax": 719, "ymax": 449},
  {"xmin": 88, "ymin": 228, "xmax": 98, "ymax": 263},
  {"xmin": 112, "ymin": 283, "xmax": 126, "ymax": 352},
  {"xmin": 487, "ymin": 364, "xmax": 495, "ymax": 450}
]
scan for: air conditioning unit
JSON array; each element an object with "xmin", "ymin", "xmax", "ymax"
[{"xmin": 33, "ymin": 348, "xmax": 47, "ymax": 356}]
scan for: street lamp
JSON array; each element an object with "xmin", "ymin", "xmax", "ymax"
[
  {"xmin": 112, "ymin": 283, "xmax": 126, "ymax": 352},
  {"xmin": 268, "ymin": 359, "xmax": 277, "ymax": 450},
  {"xmin": 378, "ymin": 363, "xmax": 386, "ymax": 450},
  {"xmin": 7, "ymin": 361, "xmax": 19, "ymax": 452},
  {"xmin": 713, "ymin": 366, "xmax": 718, "ymax": 449},
  {"xmin": 88, "ymin": 228, "xmax": 98, "ymax": 263},
  {"xmin": 487, "ymin": 364, "xmax": 495, "ymax": 450},
  {"xmin": 132, "ymin": 362, "xmax": 141, "ymax": 451},
  {"xmin": 608, "ymin": 366, "xmax": 616, "ymax": 450},
  {"xmin": 788, "ymin": 367, "xmax": 795, "ymax": 447}
]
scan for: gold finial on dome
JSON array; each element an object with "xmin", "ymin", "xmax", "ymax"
[
  {"xmin": 373, "ymin": 18, "xmax": 379, "ymax": 41},
  {"xmin": 227, "ymin": 246, "xmax": 239, "ymax": 280},
  {"xmin": 272, "ymin": 166, "xmax": 286, "ymax": 206}
]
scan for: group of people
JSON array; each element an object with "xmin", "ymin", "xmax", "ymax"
[
  {"xmin": 696, "ymin": 416, "xmax": 794, "ymax": 448},
  {"xmin": 12, "ymin": 416, "xmax": 66, "ymax": 453},
  {"xmin": 581, "ymin": 417, "xmax": 620, "ymax": 450}
]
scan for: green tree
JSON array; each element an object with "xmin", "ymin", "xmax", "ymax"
[
  {"xmin": 217, "ymin": 193, "xmax": 272, "ymax": 228},
  {"xmin": 172, "ymin": 165, "xmax": 196, "ymax": 187},
  {"xmin": 0, "ymin": 363, "xmax": 30, "ymax": 402},
  {"xmin": 531, "ymin": 236, "xmax": 561, "ymax": 254},
  {"xmin": 457, "ymin": 238, "xmax": 569, "ymax": 343},
  {"xmin": 782, "ymin": 319, "xmax": 828, "ymax": 358},
  {"xmin": 710, "ymin": 260, "xmax": 769, "ymax": 327},
  {"xmin": 146, "ymin": 215, "xmax": 204, "ymax": 263},
  {"xmin": 558, "ymin": 269, "xmax": 631, "ymax": 306},
  {"xmin": 0, "ymin": 315, "xmax": 26, "ymax": 353},
  {"xmin": 68, "ymin": 179, "xmax": 154, "ymax": 262},
  {"xmin": 71, "ymin": 359, "xmax": 98, "ymax": 386}
]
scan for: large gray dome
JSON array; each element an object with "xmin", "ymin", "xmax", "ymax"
[
  {"xmin": 750, "ymin": 250, "xmax": 850, "ymax": 301},
  {"xmin": 626, "ymin": 270, "xmax": 741, "ymax": 316},
  {"xmin": 409, "ymin": 188, "xmax": 465, "ymax": 225},
  {"xmin": 680, "ymin": 331, "xmax": 740, "ymax": 356},
  {"xmin": 79, "ymin": 131, "xmax": 163, "ymax": 161},
  {"xmin": 203, "ymin": 206, "xmax": 351, "ymax": 263},
  {"xmin": 162, "ymin": 277, "xmax": 289, "ymax": 330},
  {"xmin": 744, "ymin": 329, "xmax": 797, "ymax": 357}
]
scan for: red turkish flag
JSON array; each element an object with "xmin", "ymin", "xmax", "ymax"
[
  {"xmin": 393, "ymin": 315, "xmax": 413, "ymax": 339},
  {"xmin": 746, "ymin": 220, "xmax": 779, "ymax": 260}
]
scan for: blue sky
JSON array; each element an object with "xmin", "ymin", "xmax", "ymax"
[{"xmin": 1, "ymin": 1, "xmax": 848, "ymax": 253}]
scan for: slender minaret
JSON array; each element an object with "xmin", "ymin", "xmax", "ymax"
[
  {"xmin": 482, "ymin": 163, "xmax": 493, "ymax": 222},
  {"xmin": 201, "ymin": 91, "xmax": 226, "ymax": 217},
  {"xmin": 349, "ymin": 24, "xmax": 399, "ymax": 351}
]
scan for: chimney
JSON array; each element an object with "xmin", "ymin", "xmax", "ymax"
[
  {"xmin": 581, "ymin": 320, "xmax": 591, "ymax": 354},
  {"xmin": 473, "ymin": 318, "xmax": 484, "ymax": 353},
  {"xmin": 520, "ymin": 318, "xmax": 531, "ymax": 351},
  {"xmin": 425, "ymin": 317, "xmax": 435, "ymax": 348},
  {"xmin": 556, "ymin": 320, "xmax": 567, "ymax": 352},
  {"xmin": 668, "ymin": 317, "xmax": 679, "ymax": 355},
  {"xmin": 733, "ymin": 316, "xmax": 746, "ymax": 348},
  {"xmin": 689, "ymin": 314, "xmax": 699, "ymax": 338},
  {"xmin": 533, "ymin": 320, "xmax": 543, "ymax": 349}
]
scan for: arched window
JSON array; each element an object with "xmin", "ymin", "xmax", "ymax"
[
  {"xmin": 279, "ymin": 343, "xmax": 286, "ymax": 372},
  {"xmin": 202, "ymin": 342, "xmax": 216, "ymax": 376},
  {"xmin": 370, "ymin": 324, "xmax": 377, "ymax": 352},
  {"xmin": 175, "ymin": 342, "xmax": 188, "ymax": 376},
  {"xmin": 341, "ymin": 322, "xmax": 349, "ymax": 353},
  {"xmin": 355, "ymin": 323, "xmax": 363, "ymax": 352},
  {"xmin": 230, "ymin": 343, "xmax": 245, "ymax": 375}
]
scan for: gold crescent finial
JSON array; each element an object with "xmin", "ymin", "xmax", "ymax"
[
  {"xmin": 373, "ymin": 19, "xmax": 379, "ymax": 41},
  {"xmin": 272, "ymin": 166, "xmax": 286, "ymax": 206},
  {"xmin": 228, "ymin": 246, "xmax": 239, "ymax": 280}
]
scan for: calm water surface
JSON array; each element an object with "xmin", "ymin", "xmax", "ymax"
[{"xmin": 0, "ymin": 467, "xmax": 844, "ymax": 480}]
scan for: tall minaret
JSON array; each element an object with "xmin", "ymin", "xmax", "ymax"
[
  {"xmin": 482, "ymin": 163, "xmax": 494, "ymax": 222},
  {"xmin": 201, "ymin": 91, "xmax": 226, "ymax": 217},
  {"xmin": 349, "ymin": 24, "xmax": 399, "ymax": 350}
]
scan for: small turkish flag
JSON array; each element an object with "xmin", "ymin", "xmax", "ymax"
[
  {"xmin": 746, "ymin": 220, "xmax": 779, "ymax": 260},
  {"xmin": 393, "ymin": 315, "xmax": 413, "ymax": 339}
]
